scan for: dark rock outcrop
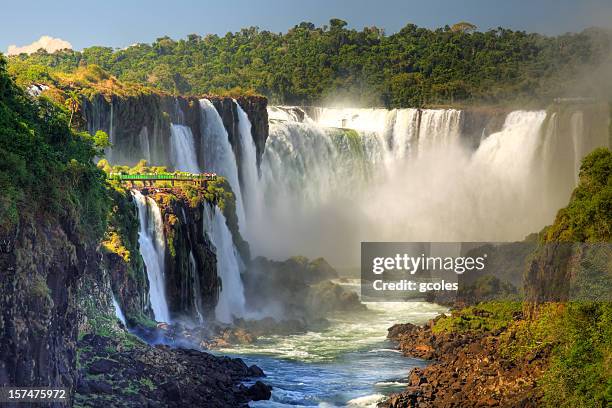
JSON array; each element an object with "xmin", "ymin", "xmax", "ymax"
[
  {"xmin": 75, "ymin": 333, "xmax": 270, "ymax": 407},
  {"xmin": 150, "ymin": 189, "xmax": 220, "ymax": 321},
  {"xmin": 0, "ymin": 215, "xmax": 100, "ymax": 396},
  {"xmin": 460, "ymin": 107, "xmax": 508, "ymax": 149}
]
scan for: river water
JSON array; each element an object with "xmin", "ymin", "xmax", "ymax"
[{"xmin": 217, "ymin": 297, "xmax": 447, "ymax": 407}]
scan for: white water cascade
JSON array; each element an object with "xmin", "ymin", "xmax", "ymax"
[
  {"xmin": 111, "ymin": 293, "xmax": 127, "ymax": 325},
  {"xmin": 203, "ymin": 204, "xmax": 246, "ymax": 324},
  {"xmin": 255, "ymin": 106, "xmax": 609, "ymax": 265},
  {"xmin": 189, "ymin": 251, "xmax": 205, "ymax": 323},
  {"xmin": 198, "ymin": 99, "xmax": 247, "ymax": 233},
  {"xmin": 234, "ymin": 100, "xmax": 262, "ymax": 238},
  {"xmin": 132, "ymin": 190, "xmax": 171, "ymax": 323},
  {"xmin": 170, "ymin": 124, "xmax": 200, "ymax": 173}
]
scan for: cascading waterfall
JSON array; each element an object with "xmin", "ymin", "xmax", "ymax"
[
  {"xmin": 189, "ymin": 251, "xmax": 205, "ymax": 323},
  {"xmin": 198, "ymin": 99, "xmax": 247, "ymax": 233},
  {"xmin": 132, "ymin": 190, "xmax": 171, "ymax": 323},
  {"xmin": 255, "ymin": 105, "xmax": 609, "ymax": 264},
  {"xmin": 111, "ymin": 293, "xmax": 127, "ymax": 325},
  {"xmin": 416, "ymin": 109, "xmax": 462, "ymax": 153},
  {"xmin": 234, "ymin": 100, "xmax": 262, "ymax": 238},
  {"xmin": 203, "ymin": 204, "xmax": 246, "ymax": 324},
  {"xmin": 138, "ymin": 126, "xmax": 152, "ymax": 163},
  {"xmin": 170, "ymin": 124, "xmax": 200, "ymax": 173},
  {"xmin": 390, "ymin": 109, "xmax": 420, "ymax": 161}
]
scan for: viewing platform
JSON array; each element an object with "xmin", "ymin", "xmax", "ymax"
[{"xmin": 108, "ymin": 172, "xmax": 217, "ymax": 187}]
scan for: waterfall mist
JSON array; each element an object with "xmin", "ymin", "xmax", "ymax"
[{"xmin": 252, "ymin": 106, "xmax": 609, "ymax": 266}]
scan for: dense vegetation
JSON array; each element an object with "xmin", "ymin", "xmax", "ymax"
[
  {"xmin": 543, "ymin": 147, "xmax": 612, "ymax": 242},
  {"xmin": 536, "ymin": 148, "xmax": 612, "ymax": 407},
  {"xmin": 9, "ymin": 20, "xmax": 612, "ymax": 107},
  {"xmin": 0, "ymin": 55, "xmax": 109, "ymax": 239}
]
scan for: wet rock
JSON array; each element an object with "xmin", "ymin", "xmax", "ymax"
[
  {"xmin": 88, "ymin": 380, "xmax": 114, "ymax": 394},
  {"xmin": 248, "ymin": 364, "xmax": 265, "ymax": 377},
  {"xmin": 247, "ymin": 381, "xmax": 272, "ymax": 401},
  {"xmin": 75, "ymin": 334, "xmax": 270, "ymax": 407},
  {"xmin": 160, "ymin": 381, "xmax": 181, "ymax": 400},
  {"xmin": 88, "ymin": 358, "xmax": 119, "ymax": 375}
]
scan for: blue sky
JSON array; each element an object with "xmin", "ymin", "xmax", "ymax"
[{"xmin": 3, "ymin": 0, "xmax": 612, "ymax": 52}]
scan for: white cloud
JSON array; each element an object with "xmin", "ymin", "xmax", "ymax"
[{"xmin": 7, "ymin": 36, "xmax": 72, "ymax": 56}]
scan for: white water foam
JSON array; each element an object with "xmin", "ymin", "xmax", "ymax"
[{"xmin": 132, "ymin": 190, "xmax": 171, "ymax": 323}]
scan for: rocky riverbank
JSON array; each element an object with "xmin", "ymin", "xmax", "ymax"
[
  {"xmin": 381, "ymin": 309, "xmax": 549, "ymax": 408},
  {"xmin": 74, "ymin": 333, "xmax": 270, "ymax": 407}
]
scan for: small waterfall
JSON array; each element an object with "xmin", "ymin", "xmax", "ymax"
[
  {"xmin": 132, "ymin": 190, "xmax": 171, "ymax": 323},
  {"xmin": 198, "ymin": 99, "xmax": 247, "ymax": 233},
  {"xmin": 107, "ymin": 100, "xmax": 114, "ymax": 162},
  {"xmin": 111, "ymin": 293, "xmax": 127, "ymax": 325},
  {"xmin": 570, "ymin": 112, "xmax": 585, "ymax": 183},
  {"xmin": 170, "ymin": 124, "xmax": 200, "ymax": 172},
  {"xmin": 203, "ymin": 204, "xmax": 246, "ymax": 324},
  {"xmin": 189, "ymin": 251, "xmax": 205, "ymax": 323},
  {"xmin": 138, "ymin": 126, "xmax": 151, "ymax": 163},
  {"xmin": 234, "ymin": 100, "xmax": 261, "ymax": 237}
]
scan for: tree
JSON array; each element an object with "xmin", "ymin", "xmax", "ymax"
[
  {"xmin": 451, "ymin": 21, "xmax": 478, "ymax": 33},
  {"xmin": 65, "ymin": 90, "xmax": 80, "ymax": 128}
]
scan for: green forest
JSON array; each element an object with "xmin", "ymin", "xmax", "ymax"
[
  {"xmin": 0, "ymin": 55, "xmax": 109, "ymax": 240},
  {"xmin": 8, "ymin": 19, "xmax": 612, "ymax": 107}
]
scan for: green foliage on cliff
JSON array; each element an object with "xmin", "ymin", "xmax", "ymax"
[
  {"xmin": 432, "ymin": 302, "xmax": 522, "ymax": 334},
  {"xmin": 540, "ymin": 302, "xmax": 612, "ymax": 408},
  {"xmin": 8, "ymin": 21, "xmax": 612, "ymax": 106},
  {"xmin": 102, "ymin": 182, "xmax": 142, "ymax": 270},
  {"xmin": 543, "ymin": 148, "xmax": 612, "ymax": 242},
  {"xmin": 0, "ymin": 54, "xmax": 109, "ymax": 239},
  {"xmin": 521, "ymin": 148, "xmax": 612, "ymax": 407}
]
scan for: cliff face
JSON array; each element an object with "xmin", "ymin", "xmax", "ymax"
[
  {"xmin": 0, "ymin": 216, "xmax": 99, "ymax": 394},
  {"xmin": 81, "ymin": 93, "xmax": 269, "ymax": 171},
  {"xmin": 524, "ymin": 147, "xmax": 612, "ymax": 304},
  {"xmin": 102, "ymin": 188, "xmax": 152, "ymax": 324},
  {"xmin": 151, "ymin": 190, "xmax": 220, "ymax": 320}
]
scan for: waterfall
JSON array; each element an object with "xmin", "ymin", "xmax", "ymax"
[
  {"xmin": 138, "ymin": 126, "xmax": 151, "ymax": 163},
  {"xmin": 234, "ymin": 100, "xmax": 261, "ymax": 237},
  {"xmin": 132, "ymin": 190, "xmax": 171, "ymax": 323},
  {"xmin": 313, "ymin": 107, "xmax": 393, "ymax": 134},
  {"xmin": 255, "ymin": 106, "xmax": 609, "ymax": 264},
  {"xmin": 390, "ymin": 108, "xmax": 420, "ymax": 160},
  {"xmin": 203, "ymin": 204, "xmax": 246, "ymax": 324},
  {"xmin": 189, "ymin": 251, "xmax": 205, "ymax": 323},
  {"xmin": 417, "ymin": 109, "xmax": 462, "ymax": 153},
  {"xmin": 170, "ymin": 124, "xmax": 200, "ymax": 172},
  {"xmin": 198, "ymin": 99, "xmax": 247, "ymax": 233},
  {"xmin": 111, "ymin": 293, "xmax": 127, "ymax": 325}
]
